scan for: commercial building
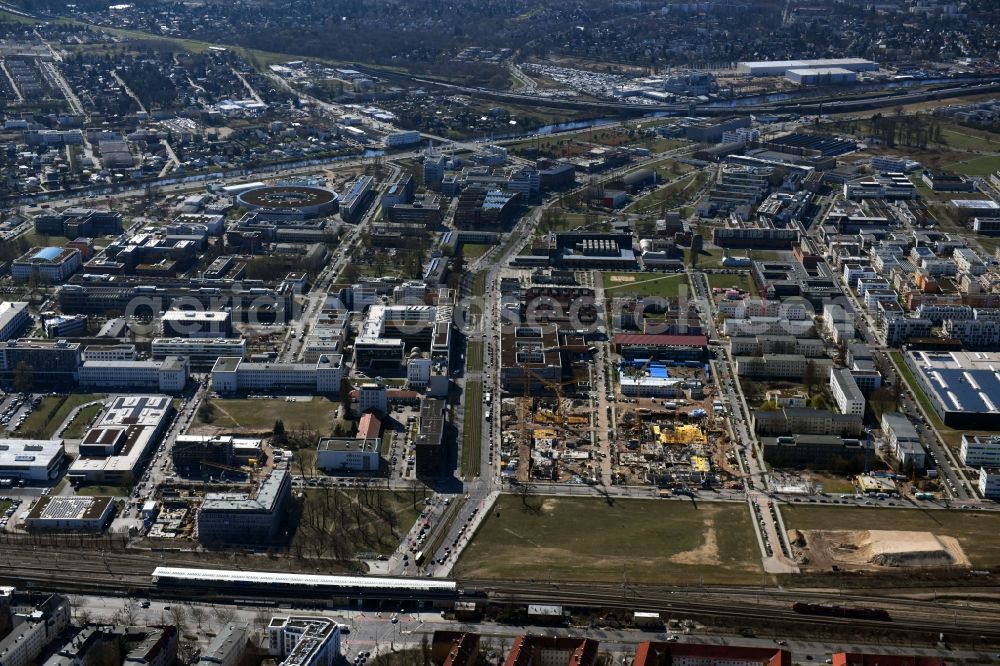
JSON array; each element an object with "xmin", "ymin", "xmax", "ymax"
[
  {"xmin": 316, "ymin": 438, "xmax": 381, "ymax": 472},
  {"xmin": 880, "ymin": 412, "xmax": 924, "ymax": 470},
  {"xmin": 737, "ymin": 58, "xmax": 878, "ymax": 76},
  {"xmin": 978, "ymin": 468, "xmax": 1000, "ymax": 500},
  {"xmin": 960, "ymin": 434, "xmax": 1000, "ymax": 466},
  {"xmin": 830, "ymin": 367, "xmax": 865, "ymax": 416},
  {"xmin": 267, "ymin": 616, "xmax": 340, "ymax": 666},
  {"xmin": 357, "ymin": 383, "xmax": 389, "ymax": 415},
  {"xmin": 415, "ymin": 398, "xmax": 446, "ymax": 477},
  {"xmin": 23, "ymin": 496, "xmax": 115, "ymax": 531},
  {"xmin": 904, "ymin": 350, "xmax": 1000, "ymax": 428},
  {"xmin": 161, "ymin": 310, "xmax": 232, "ymax": 338},
  {"xmin": 211, "ymin": 354, "xmax": 344, "ymax": 395},
  {"xmin": 761, "ymin": 434, "xmax": 870, "ymax": 470},
  {"xmin": 11, "ymin": 247, "xmax": 82, "ymax": 283},
  {"xmin": 0, "ymin": 303, "xmax": 30, "ymax": 342},
  {"xmin": 197, "ymin": 469, "xmax": 291, "ymax": 545},
  {"xmin": 0, "ymin": 438, "xmax": 65, "ymax": 481},
  {"xmin": 152, "ymin": 338, "xmax": 247, "ymax": 370},
  {"xmin": 77, "ymin": 356, "xmax": 188, "ymax": 392},
  {"xmin": 500, "ymin": 325, "xmax": 563, "ymax": 392},
  {"xmin": 68, "ymin": 395, "xmax": 174, "ymax": 486}
]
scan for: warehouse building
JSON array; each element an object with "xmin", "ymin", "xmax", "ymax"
[
  {"xmin": 197, "ymin": 469, "xmax": 291, "ymax": 545},
  {"xmin": 785, "ymin": 68, "xmax": 857, "ymax": 85},
  {"xmin": 737, "ymin": 58, "xmax": 878, "ymax": 76},
  {"xmin": 904, "ymin": 350, "xmax": 1000, "ymax": 428},
  {"xmin": 0, "ymin": 438, "xmax": 65, "ymax": 481},
  {"xmin": 24, "ymin": 496, "xmax": 115, "ymax": 531}
]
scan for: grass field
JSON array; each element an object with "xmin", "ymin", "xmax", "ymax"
[
  {"xmin": 467, "ymin": 340, "xmax": 484, "ymax": 374},
  {"xmin": 945, "ymin": 154, "xmax": 1000, "ymax": 177},
  {"xmin": 455, "ymin": 496, "xmax": 762, "ymax": 584},
  {"xmin": 706, "ymin": 272, "xmax": 758, "ymax": 298},
  {"xmin": 20, "ymin": 394, "xmax": 103, "ymax": 439},
  {"xmin": 292, "ymin": 488, "xmax": 422, "ymax": 559},
  {"xmin": 461, "ymin": 244, "xmax": 492, "ymax": 260},
  {"xmin": 461, "ymin": 380, "xmax": 483, "ymax": 478},
  {"xmin": 472, "ymin": 272, "xmax": 487, "ymax": 299},
  {"xmin": 783, "ymin": 505, "xmax": 1000, "ymax": 569},
  {"xmin": 62, "ymin": 404, "xmax": 104, "ymax": 439},
  {"xmin": 76, "ymin": 485, "xmax": 129, "ymax": 496},
  {"xmin": 601, "ymin": 272, "xmax": 689, "ymax": 299},
  {"xmin": 196, "ymin": 397, "xmax": 341, "ymax": 434}
]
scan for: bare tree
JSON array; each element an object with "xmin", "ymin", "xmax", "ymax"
[
  {"xmin": 169, "ymin": 605, "xmax": 189, "ymax": 632},
  {"xmin": 190, "ymin": 605, "xmax": 206, "ymax": 629}
]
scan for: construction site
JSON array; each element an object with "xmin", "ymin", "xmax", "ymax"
[{"xmin": 496, "ymin": 342, "xmax": 741, "ymax": 490}]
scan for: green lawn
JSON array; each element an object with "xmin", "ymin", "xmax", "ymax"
[
  {"xmin": 466, "ymin": 340, "xmax": 484, "ymax": 373},
  {"xmin": 945, "ymin": 154, "xmax": 1000, "ymax": 177},
  {"xmin": 76, "ymin": 485, "xmax": 128, "ymax": 496},
  {"xmin": 783, "ymin": 505, "xmax": 1000, "ymax": 569},
  {"xmin": 19, "ymin": 394, "xmax": 104, "ymax": 439},
  {"xmin": 939, "ymin": 128, "xmax": 1000, "ymax": 152},
  {"xmin": 461, "ymin": 380, "xmax": 483, "ymax": 478},
  {"xmin": 291, "ymin": 488, "xmax": 422, "ymax": 559},
  {"xmin": 706, "ymin": 272, "xmax": 758, "ymax": 298},
  {"xmin": 602, "ymin": 272, "xmax": 689, "ymax": 299},
  {"xmin": 195, "ymin": 397, "xmax": 341, "ymax": 434},
  {"xmin": 461, "ymin": 244, "xmax": 493, "ymax": 260},
  {"xmin": 455, "ymin": 496, "xmax": 762, "ymax": 584},
  {"xmin": 62, "ymin": 404, "xmax": 104, "ymax": 439}
]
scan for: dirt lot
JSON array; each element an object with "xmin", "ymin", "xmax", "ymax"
[{"xmin": 790, "ymin": 529, "xmax": 970, "ymax": 572}]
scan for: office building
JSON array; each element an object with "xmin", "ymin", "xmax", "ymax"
[
  {"xmin": 978, "ymin": 468, "xmax": 1000, "ymax": 500},
  {"xmin": 501, "ymin": 325, "xmax": 563, "ymax": 392},
  {"xmin": 0, "ymin": 303, "xmax": 30, "ymax": 341},
  {"xmin": 385, "ymin": 130, "xmax": 421, "ymax": 148},
  {"xmin": 24, "ymin": 496, "xmax": 115, "ymax": 531},
  {"xmin": 68, "ymin": 395, "xmax": 174, "ymax": 486},
  {"xmin": 735, "ymin": 354, "xmax": 830, "ymax": 380},
  {"xmin": 0, "ymin": 438, "xmax": 65, "ymax": 481},
  {"xmin": 152, "ymin": 338, "xmax": 247, "ymax": 370},
  {"xmin": 415, "ymin": 398, "xmax": 446, "ymax": 477},
  {"xmin": 77, "ymin": 356, "xmax": 188, "ymax": 392},
  {"xmin": 211, "ymin": 355, "xmax": 344, "ymax": 395},
  {"xmin": 161, "ymin": 310, "xmax": 232, "ymax": 338},
  {"xmin": 11, "ymin": 247, "xmax": 82, "ymax": 283},
  {"xmin": 762, "ymin": 434, "xmax": 869, "ymax": 470},
  {"xmin": 43, "ymin": 315, "xmax": 87, "ymax": 338},
  {"xmin": 880, "ymin": 412, "xmax": 924, "ymax": 470},
  {"xmin": 423, "ymin": 154, "xmax": 448, "ymax": 187},
  {"xmin": 267, "ymin": 617, "xmax": 340, "ymax": 666},
  {"xmin": 357, "ymin": 383, "xmax": 388, "ymax": 415},
  {"xmin": 0, "ymin": 339, "xmax": 81, "ymax": 386},
  {"xmin": 961, "ymin": 434, "xmax": 1000, "ymax": 466},
  {"xmin": 830, "ymin": 367, "xmax": 865, "ymax": 416},
  {"xmin": 316, "ymin": 438, "xmax": 380, "ymax": 472},
  {"xmin": 197, "ymin": 469, "xmax": 291, "ymax": 545}
]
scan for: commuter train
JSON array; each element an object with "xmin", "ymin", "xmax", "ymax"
[{"xmin": 792, "ymin": 602, "xmax": 891, "ymax": 622}]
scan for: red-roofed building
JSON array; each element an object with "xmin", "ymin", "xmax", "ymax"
[
  {"xmin": 831, "ymin": 654, "xmax": 946, "ymax": 666},
  {"xmin": 505, "ymin": 636, "xmax": 599, "ymax": 666},
  {"xmin": 356, "ymin": 412, "xmax": 382, "ymax": 439},
  {"xmin": 613, "ymin": 334, "xmax": 708, "ymax": 361},
  {"xmin": 634, "ymin": 642, "xmax": 790, "ymax": 666},
  {"xmin": 431, "ymin": 631, "xmax": 480, "ymax": 666}
]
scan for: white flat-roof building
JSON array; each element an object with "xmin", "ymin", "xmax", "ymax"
[
  {"xmin": 162, "ymin": 310, "xmax": 232, "ymax": 338},
  {"xmin": 211, "ymin": 354, "xmax": 343, "ymax": 394},
  {"xmin": 830, "ymin": 367, "xmax": 865, "ymax": 416},
  {"xmin": 737, "ymin": 58, "xmax": 878, "ymax": 76},
  {"xmin": 77, "ymin": 356, "xmax": 188, "ymax": 392},
  {"xmin": 961, "ymin": 434, "xmax": 1000, "ymax": 466},
  {"xmin": 316, "ymin": 438, "xmax": 380, "ymax": 472},
  {"xmin": 12, "ymin": 246, "xmax": 82, "ymax": 283},
  {"xmin": 0, "ymin": 302, "xmax": 30, "ymax": 341},
  {"xmin": 978, "ymin": 467, "xmax": 1000, "ymax": 500},
  {"xmin": 267, "ymin": 616, "xmax": 340, "ymax": 666},
  {"xmin": 68, "ymin": 395, "xmax": 174, "ymax": 486},
  {"xmin": 0, "ymin": 438, "xmax": 65, "ymax": 481}
]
